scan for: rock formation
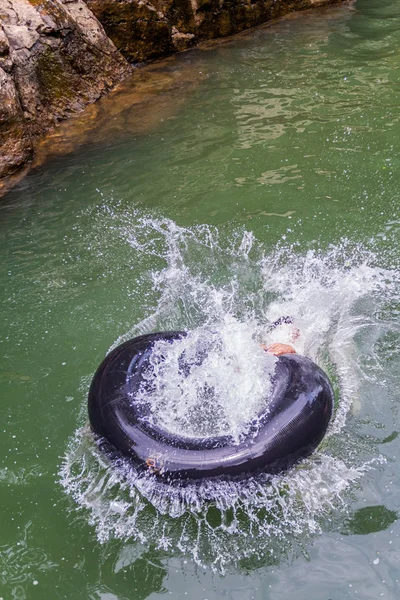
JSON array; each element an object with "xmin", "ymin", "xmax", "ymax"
[
  {"xmin": 0, "ymin": 0, "xmax": 131, "ymax": 179},
  {"xmin": 0, "ymin": 0, "xmax": 344, "ymax": 185},
  {"xmin": 85, "ymin": 0, "xmax": 343, "ymax": 63}
]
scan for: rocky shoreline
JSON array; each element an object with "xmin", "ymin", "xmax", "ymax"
[
  {"xmin": 86, "ymin": 0, "xmax": 344, "ymax": 63},
  {"xmin": 0, "ymin": 0, "xmax": 344, "ymax": 190},
  {"xmin": 0, "ymin": 0, "xmax": 131, "ymax": 181}
]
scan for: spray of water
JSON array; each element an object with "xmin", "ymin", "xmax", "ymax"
[
  {"xmin": 136, "ymin": 320, "xmax": 277, "ymax": 441},
  {"xmin": 60, "ymin": 213, "xmax": 397, "ymax": 571}
]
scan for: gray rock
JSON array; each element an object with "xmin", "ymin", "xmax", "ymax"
[
  {"xmin": 0, "ymin": 65, "xmax": 33, "ymax": 180},
  {"xmin": 0, "ymin": 0, "xmax": 131, "ymax": 180}
]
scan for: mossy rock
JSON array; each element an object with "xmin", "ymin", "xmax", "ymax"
[
  {"xmin": 88, "ymin": 2, "xmax": 174, "ymax": 63},
  {"xmin": 36, "ymin": 47, "xmax": 74, "ymax": 105},
  {"xmin": 166, "ymin": 0, "xmax": 195, "ymax": 33}
]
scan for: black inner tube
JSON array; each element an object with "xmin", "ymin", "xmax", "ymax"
[{"xmin": 88, "ymin": 331, "xmax": 334, "ymax": 480}]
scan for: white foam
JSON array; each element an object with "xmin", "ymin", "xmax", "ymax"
[
  {"xmin": 60, "ymin": 215, "xmax": 397, "ymax": 570},
  {"xmin": 136, "ymin": 319, "xmax": 276, "ymax": 441}
]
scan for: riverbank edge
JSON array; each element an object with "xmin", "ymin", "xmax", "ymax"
[
  {"xmin": 0, "ymin": 0, "xmax": 348, "ymax": 199},
  {"xmin": 86, "ymin": 0, "xmax": 346, "ymax": 64}
]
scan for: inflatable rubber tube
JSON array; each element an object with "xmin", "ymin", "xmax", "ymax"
[{"xmin": 88, "ymin": 331, "xmax": 334, "ymax": 480}]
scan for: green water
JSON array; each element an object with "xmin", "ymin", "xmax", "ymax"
[{"xmin": 1, "ymin": 0, "xmax": 400, "ymax": 598}]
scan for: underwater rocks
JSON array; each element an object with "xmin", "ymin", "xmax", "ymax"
[
  {"xmin": 0, "ymin": 0, "xmax": 131, "ymax": 180},
  {"xmin": 85, "ymin": 0, "xmax": 344, "ymax": 63}
]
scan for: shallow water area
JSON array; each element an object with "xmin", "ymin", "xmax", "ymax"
[{"xmin": 1, "ymin": 0, "xmax": 400, "ymax": 598}]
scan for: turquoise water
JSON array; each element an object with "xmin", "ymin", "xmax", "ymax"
[{"xmin": 1, "ymin": 0, "xmax": 400, "ymax": 598}]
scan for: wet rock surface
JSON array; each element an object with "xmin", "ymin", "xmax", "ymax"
[
  {"xmin": 85, "ymin": 0, "xmax": 343, "ymax": 63},
  {"xmin": 0, "ymin": 0, "xmax": 131, "ymax": 179}
]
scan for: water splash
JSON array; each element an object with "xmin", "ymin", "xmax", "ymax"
[
  {"xmin": 136, "ymin": 319, "xmax": 276, "ymax": 441},
  {"xmin": 60, "ymin": 213, "xmax": 397, "ymax": 571}
]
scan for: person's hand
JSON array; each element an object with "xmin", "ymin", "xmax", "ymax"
[{"xmin": 261, "ymin": 343, "xmax": 297, "ymax": 356}]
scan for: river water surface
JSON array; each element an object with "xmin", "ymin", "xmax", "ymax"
[{"xmin": 1, "ymin": 0, "xmax": 400, "ymax": 598}]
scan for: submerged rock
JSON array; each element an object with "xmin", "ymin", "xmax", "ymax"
[
  {"xmin": 0, "ymin": 0, "xmax": 131, "ymax": 180},
  {"xmin": 85, "ymin": 0, "xmax": 344, "ymax": 63}
]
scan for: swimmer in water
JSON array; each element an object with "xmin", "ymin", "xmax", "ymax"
[{"xmin": 260, "ymin": 316, "xmax": 300, "ymax": 356}]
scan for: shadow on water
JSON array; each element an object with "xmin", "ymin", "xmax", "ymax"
[{"xmin": 342, "ymin": 505, "xmax": 398, "ymax": 536}]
